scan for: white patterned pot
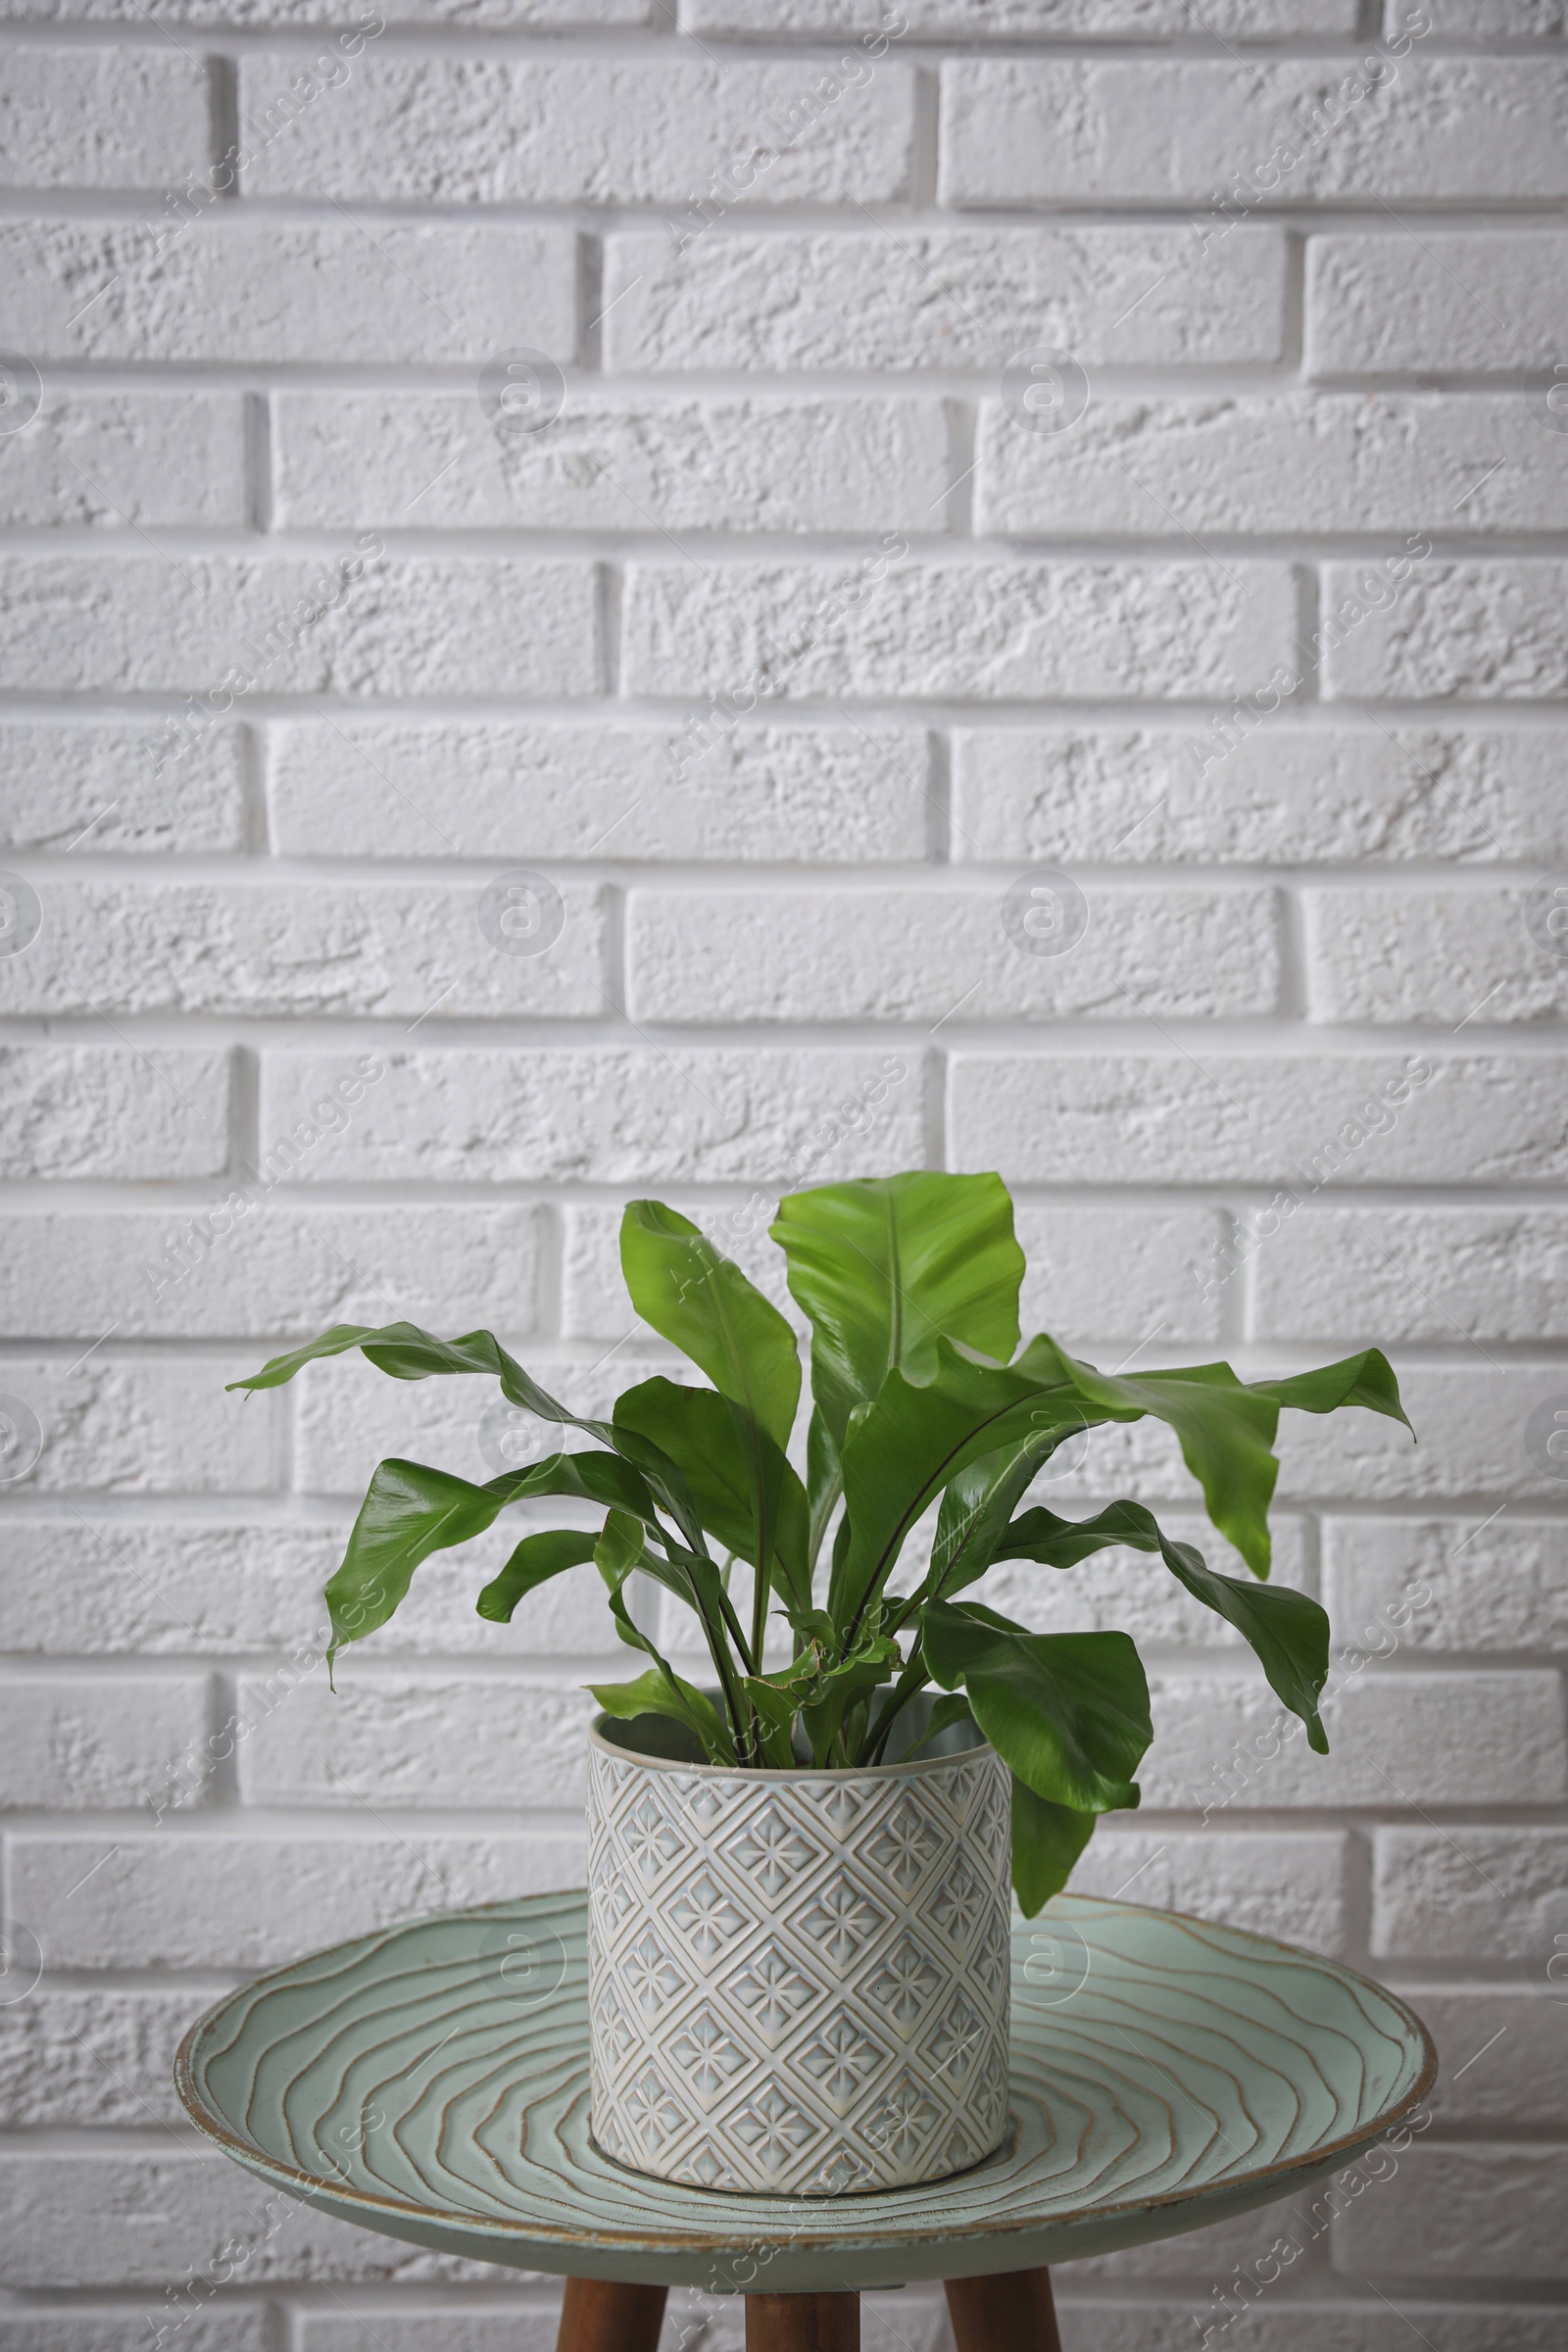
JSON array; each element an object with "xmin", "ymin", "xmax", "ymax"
[{"xmin": 585, "ymin": 1702, "xmax": 1012, "ymax": 2195}]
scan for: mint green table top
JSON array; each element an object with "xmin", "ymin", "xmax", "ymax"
[{"xmin": 174, "ymin": 1890, "xmax": 1434, "ymax": 2294}]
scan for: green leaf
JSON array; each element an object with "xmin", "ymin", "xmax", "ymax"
[
  {"xmin": 228, "ymin": 1320, "xmax": 616, "ymax": 1445},
  {"xmin": 1009, "ymin": 1777, "xmax": 1097, "ymax": 1919},
  {"xmin": 613, "ymin": 1377, "xmax": 810, "ymax": 1624},
  {"xmin": 921, "ymin": 1598, "xmax": 1152, "ymax": 1815},
  {"xmin": 835, "ymin": 1339, "xmax": 1098, "ymax": 1638},
  {"xmin": 996, "ymin": 1497, "xmax": 1333, "ymax": 1753},
  {"xmin": 770, "ymin": 1172, "xmax": 1024, "ymax": 1450},
  {"xmin": 476, "ymin": 1529, "xmax": 597, "ymax": 1624},
  {"xmin": 592, "ymin": 1511, "xmax": 739, "ymax": 1763},
  {"xmin": 1249, "ymin": 1348, "xmax": 1413, "ymax": 1436},
  {"xmin": 587, "ymin": 1670, "xmax": 726, "ymax": 1764},
  {"xmin": 805, "ymin": 1406, "xmax": 843, "ymax": 1575},
  {"xmin": 323, "ymin": 1457, "xmax": 506, "ymax": 1668},
  {"xmin": 923, "ymin": 1427, "xmax": 1078, "ymax": 1605},
  {"xmin": 619, "ymin": 1202, "xmax": 801, "ymax": 1452}
]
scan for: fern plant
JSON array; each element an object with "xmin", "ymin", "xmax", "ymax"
[{"xmin": 230, "ymin": 1171, "xmax": 1410, "ymax": 1913}]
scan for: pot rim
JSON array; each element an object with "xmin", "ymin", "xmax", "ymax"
[{"xmin": 588, "ymin": 1710, "xmax": 993, "ymax": 1784}]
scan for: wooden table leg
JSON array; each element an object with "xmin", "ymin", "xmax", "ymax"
[
  {"xmin": 944, "ymin": 2268, "xmax": 1062, "ymax": 2352},
  {"xmin": 745, "ymin": 2290, "xmax": 859, "ymax": 2350},
  {"xmin": 555, "ymin": 2278, "xmax": 668, "ymax": 2352}
]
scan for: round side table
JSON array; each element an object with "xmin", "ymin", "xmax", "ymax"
[{"xmin": 175, "ymin": 1890, "xmax": 1433, "ymax": 2352}]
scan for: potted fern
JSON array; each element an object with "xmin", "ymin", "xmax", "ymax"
[{"xmin": 231, "ymin": 1172, "xmax": 1409, "ymax": 2198}]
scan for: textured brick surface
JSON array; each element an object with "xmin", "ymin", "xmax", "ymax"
[
  {"xmin": 5, "ymin": 12, "xmax": 1563, "ymax": 2342},
  {"xmin": 622, "ymin": 560, "xmax": 1296, "ymax": 701},
  {"xmin": 941, "ymin": 58, "xmax": 1568, "ymax": 205},
  {"xmin": 1, "ymin": 219, "xmax": 576, "ymax": 364},
  {"xmin": 951, "ymin": 725, "xmax": 1568, "ymax": 865},
  {"xmin": 242, "ymin": 55, "xmax": 915, "ymax": 202},
  {"xmin": 626, "ymin": 882, "xmax": 1282, "ymax": 1022},
  {"xmin": 273, "ymin": 392, "xmax": 947, "ymax": 532},
  {"xmin": 0, "ymin": 721, "xmax": 248, "ymax": 853},
  {"xmin": 1308, "ymin": 232, "xmax": 1568, "ymax": 372},
  {"xmin": 604, "ymin": 227, "xmax": 1288, "ymax": 370}
]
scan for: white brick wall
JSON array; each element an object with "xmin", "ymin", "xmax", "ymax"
[{"xmin": 1, "ymin": 6, "xmax": 1564, "ymax": 2348}]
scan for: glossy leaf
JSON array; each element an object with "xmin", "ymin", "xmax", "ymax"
[
  {"xmin": 613, "ymin": 1377, "xmax": 810, "ymax": 1624},
  {"xmin": 996, "ymin": 1497, "xmax": 1333, "ymax": 1752},
  {"xmin": 769, "ymin": 1172, "xmax": 1024, "ymax": 1448},
  {"xmin": 588, "ymin": 1669, "xmax": 730, "ymax": 1764},
  {"xmin": 619, "ymin": 1202, "xmax": 801, "ymax": 1452},
  {"xmin": 921, "ymin": 1599, "xmax": 1152, "ymax": 1816},
  {"xmin": 1009, "ymin": 1777, "xmax": 1097, "ymax": 1919},
  {"xmin": 476, "ymin": 1530, "xmax": 598, "ymax": 1624},
  {"xmin": 593, "ymin": 1511, "xmax": 739, "ymax": 1763}
]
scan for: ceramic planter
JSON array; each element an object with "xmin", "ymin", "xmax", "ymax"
[{"xmin": 585, "ymin": 1702, "xmax": 1012, "ymax": 2195}]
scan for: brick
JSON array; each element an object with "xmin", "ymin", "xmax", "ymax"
[
  {"xmin": 0, "ymin": 1205, "xmax": 541, "ymax": 1340},
  {"xmin": 1323, "ymin": 562, "xmax": 1568, "ymax": 700},
  {"xmin": 236, "ymin": 1671, "xmax": 606, "ymax": 1806},
  {"xmin": 242, "ymin": 55, "xmax": 914, "ymax": 203},
  {"xmin": 1416, "ymin": 1990, "xmax": 1568, "ymax": 2129},
  {"xmin": 289, "ymin": 1345, "xmax": 685, "ymax": 1493},
  {"xmin": 1045, "ymin": 2311, "xmax": 1568, "ymax": 2352},
  {"xmin": 0, "ymin": 391, "xmax": 245, "ymax": 526},
  {"xmin": 561, "ymin": 1199, "xmax": 1224, "ymax": 1346},
  {"xmin": 687, "ymin": 0, "xmax": 1357, "ymax": 29},
  {"xmin": 941, "ymin": 57, "xmax": 1568, "ymax": 205},
  {"xmin": 299, "ymin": 2315, "xmax": 563, "ymax": 2352},
  {"xmin": 1251, "ymin": 1209, "xmax": 1568, "ymax": 1344},
  {"xmin": 627, "ymin": 883, "xmax": 1279, "ymax": 1024},
  {"xmin": 0, "ymin": 720, "xmax": 246, "ymax": 853},
  {"xmin": 1374, "ymin": 1826, "xmax": 1568, "ymax": 1959},
  {"xmin": 262, "ymin": 1046, "xmax": 924, "ymax": 1185},
  {"xmin": 1324, "ymin": 1516, "xmax": 1568, "ymax": 1654},
  {"xmin": 950, "ymin": 725, "xmax": 1568, "ymax": 867},
  {"xmin": 621, "ymin": 560, "xmax": 1296, "ymax": 703},
  {"xmin": 0, "ymin": 1047, "xmax": 231, "ymax": 1179},
  {"xmin": 0, "ymin": 51, "xmax": 209, "ymax": 188},
  {"xmin": 0, "ymin": 0, "xmax": 645, "ymax": 16},
  {"xmin": 0, "ymin": 554, "xmax": 597, "ymax": 697},
  {"xmin": 0, "ymin": 1357, "xmax": 278, "ymax": 1494},
  {"xmin": 0, "ymin": 217, "xmax": 574, "ymax": 365},
  {"xmin": 0, "ymin": 2323, "xmax": 270, "ymax": 2352},
  {"xmin": 1275, "ymin": 1365, "xmax": 1568, "ymax": 1503},
  {"xmin": 1408, "ymin": 0, "xmax": 1565, "ymax": 25},
  {"xmin": 976, "ymin": 1512, "xmax": 1312, "ymax": 1647},
  {"xmin": 1310, "ymin": 885, "xmax": 1568, "ymax": 1023},
  {"xmin": 1067, "ymin": 1829, "xmax": 1350, "ymax": 1955},
  {"xmin": 9, "ymin": 1832, "xmax": 582, "ymax": 1969},
  {"xmin": 0, "ymin": 1523, "xmax": 612, "ymax": 1660},
  {"xmin": 0, "ymin": 1987, "xmax": 195, "ymax": 2126},
  {"xmin": 0, "ymin": 879, "xmax": 606, "ymax": 1018},
  {"xmin": 604, "ymin": 225, "xmax": 1287, "ymax": 371},
  {"xmin": 1331, "ymin": 2145, "xmax": 1568, "ymax": 2281},
  {"xmin": 268, "ymin": 719, "xmax": 930, "ymax": 861},
  {"xmin": 562, "ymin": 1197, "xmax": 799, "ymax": 1341},
  {"xmin": 0, "ymin": 2152, "xmax": 495, "ymax": 2288},
  {"xmin": 1308, "ymin": 232, "xmax": 1568, "ymax": 373},
  {"xmin": 0, "ymin": 1673, "xmax": 212, "ymax": 1808},
  {"xmin": 1143, "ymin": 1668, "xmax": 1568, "ymax": 1811},
  {"xmin": 272, "ymin": 392, "xmax": 947, "ymax": 533},
  {"xmin": 948, "ymin": 1051, "xmax": 1566, "ymax": 1186},
  {"xmin": 975, "ymin": 394, "xmax": 1561, "ymax": 538}
]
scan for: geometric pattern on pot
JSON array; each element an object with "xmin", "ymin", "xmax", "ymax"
[{"xmin": 586, "ymin": 1722, "xmax": 1012, "ymax": 2195}]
